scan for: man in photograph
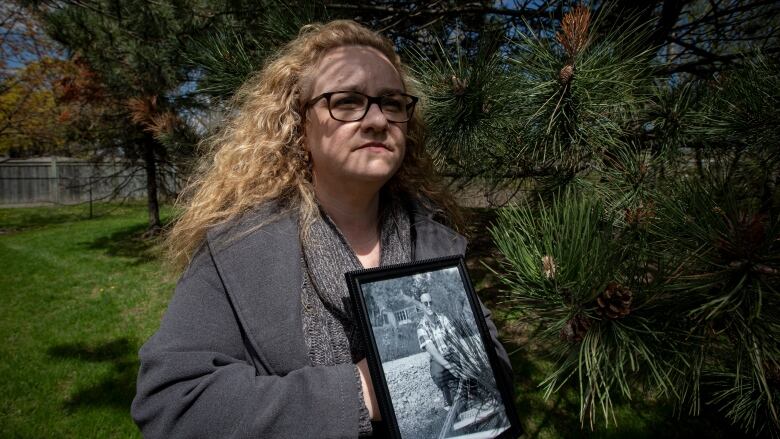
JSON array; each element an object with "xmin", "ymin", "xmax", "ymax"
[{"xmin": 417, "ymin": 292, "xmax": 460, "ymax": 411}]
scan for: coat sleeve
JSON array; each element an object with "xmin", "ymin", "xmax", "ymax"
[{"xmin": 131, "ymin": 245, "xmax": 362, "ymax": 439}]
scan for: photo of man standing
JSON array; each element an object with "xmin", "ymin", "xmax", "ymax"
[{"xmin": 417, "ymin": 292, "xmax": 460, "ymax": 411}]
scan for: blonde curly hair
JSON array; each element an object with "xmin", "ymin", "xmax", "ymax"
[{"xmin": 166, "ymin": 19, "xmax": 459, "ymax": 272}]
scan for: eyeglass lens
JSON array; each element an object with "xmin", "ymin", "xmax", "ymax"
[{"xmin": 329, "ymin": 92, "xmax": 413, "ymax": 122}]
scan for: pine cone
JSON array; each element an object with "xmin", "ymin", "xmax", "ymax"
[
  {"xmin": 624, "ymin": 201, "xmax": 655, "ymax": 228},
  {"xmin": 560, "ymin": 314, "xmax": 591, "ymax": 343},
  {"xmin": 451, "ymin": 75, "xmax": 468, "ymax": 95},
  {"xmin": 541, "ymin": 255, "xmax": 557, "ymax": 279},
  {"xmin": 595, "ymin": 282, "xmax": 632, "ymax": 319},
  {"xmin": 559, "ymin": 64, "xmax": 574, "ymax": 84}
]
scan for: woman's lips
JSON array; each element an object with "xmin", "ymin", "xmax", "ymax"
[{"xmin": 357, "ymin": 142, "xmax": 390, "ymax": 151}]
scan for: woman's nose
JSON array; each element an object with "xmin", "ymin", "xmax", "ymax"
[{"xmin": 361, "ymin": 102, "xmax": 389, "ymax": 130}]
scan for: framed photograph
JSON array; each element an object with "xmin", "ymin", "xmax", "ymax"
[{"xmin": 346, "ymin": 256, "xmax": 522, "ymax": 439}]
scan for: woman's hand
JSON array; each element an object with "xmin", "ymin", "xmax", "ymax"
[{"xmin": 357, "ymin": 358, "xmax": 381, "ymax": 421}]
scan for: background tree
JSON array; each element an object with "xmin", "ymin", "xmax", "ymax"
[
  {"xmin": 0, "ymin": 2, "xmax": 76, "ymax": 156},
  {"xmin": 25, "ymin": 0, "xmax": 213, "ymax": 232}
]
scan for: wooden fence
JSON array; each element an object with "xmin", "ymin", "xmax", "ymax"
[{"xmin": 0, "ymin": 157, "xmax": 176, "ymax": 206}]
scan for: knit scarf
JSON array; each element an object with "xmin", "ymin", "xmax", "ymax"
[{"xmin": 300, "ymin": 200, "xmax": 412, "ymax": 367}]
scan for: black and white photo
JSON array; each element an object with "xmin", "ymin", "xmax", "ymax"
[{"xmin": 347, "ymin": 256, "xmax": 521, "ymax": 439}]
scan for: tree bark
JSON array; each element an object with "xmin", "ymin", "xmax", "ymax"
[{"xmin": 143, "ymin": 132, "xmax": 162, "ymax": 234}]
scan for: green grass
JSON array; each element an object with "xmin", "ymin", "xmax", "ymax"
[
  {"xmin": 0, "ymin": 203, "xmax": 748, "ymax": 438},
  {"xmin": 0, "ymin": 202, "xmax": 175, "ymax": 438}
]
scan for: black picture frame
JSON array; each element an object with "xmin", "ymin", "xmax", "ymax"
[{"xmin": 346, "ymin": 255, "xmax": 522, "ymax": 439}]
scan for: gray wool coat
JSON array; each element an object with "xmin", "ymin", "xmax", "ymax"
[{"xmin": 131, "ymin": 202, "xmax": 513, "ymax": 438}]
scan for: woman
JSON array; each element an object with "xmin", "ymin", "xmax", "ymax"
[{"xmin": 131, "ymin": 20, "xmax": 512, "ymax": 438}]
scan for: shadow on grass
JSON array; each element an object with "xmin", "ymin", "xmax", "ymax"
[
  {"xmin": 82, "ymin": 222, "xmax": 163, "ymax": 265},
  {"xmin": 0, "ymin": 201, "xmax": 151, "ymax": 232},
  {"xmin": 0, "ymin": 209, "xmax": 90, "ymax": 233},
  {"xmin": 47, "ymin": 338, "xmax": 138, "ymax": 412}
]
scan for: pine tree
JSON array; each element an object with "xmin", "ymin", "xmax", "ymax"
[
  {"xmin": 416, "ymin": 5, "xmax": 780, "ymax": 435},
  {"xmin": 26, "ymin": 0, "xmax": 216, "ymax": 232}
]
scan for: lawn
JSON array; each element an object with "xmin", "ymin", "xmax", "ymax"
[
  {"xmin": 0, "ymin": 203, "xmax": 747, "ymax": 438},
  {"xmin": 0, "ymin": 202, "xmax": 175, "ymax": 438}
]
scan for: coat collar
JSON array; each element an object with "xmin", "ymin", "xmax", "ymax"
[{"xmin": 206, "ymin": 201, "xmax": 466, "ymax": 374}]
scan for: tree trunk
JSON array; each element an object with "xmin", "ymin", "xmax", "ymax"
[{"xmin": 143, "ymin": 133, "xmax": 162, "ymax": 235}]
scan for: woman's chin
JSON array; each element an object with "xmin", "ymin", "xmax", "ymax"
[{"xmin": 345, "ymin": 166, "xmax": 401, "ymax": 185}]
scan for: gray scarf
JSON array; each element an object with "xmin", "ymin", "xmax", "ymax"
[
  {"xmin": 300, "ymin": 199, "xmax": 412, "ymax": 436},
  {"xmin": 300, "ymin": 200, "xmax": 412, "ymax": 366}
]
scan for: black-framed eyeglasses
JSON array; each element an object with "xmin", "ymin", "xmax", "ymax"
[
  {"xmin": 422, "ymin": 301, "xmax": 433, "ymax": 307},
  {"xmin": 306, "ymin": 91, "xmax": 418, "ymax": 123}
]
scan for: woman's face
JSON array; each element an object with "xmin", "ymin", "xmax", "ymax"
[{"xmin": 304, "ymin": 45, "xmax": 407, "ymax": 192}]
